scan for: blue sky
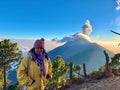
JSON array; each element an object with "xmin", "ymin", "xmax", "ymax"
[{"xmin": 0, "ymin": 0, "xmax": 120, "ymax": 40}]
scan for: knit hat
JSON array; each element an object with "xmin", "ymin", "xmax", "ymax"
[{"xmin": 33, "ymin": 38, "xmax": 44, "ymax": 48}]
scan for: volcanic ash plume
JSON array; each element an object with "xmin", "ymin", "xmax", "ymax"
[{"xmin": 82, "ymin": 20, "xmax": 92, "ymax": 36}]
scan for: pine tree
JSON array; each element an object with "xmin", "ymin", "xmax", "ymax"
[
  {"xmin": 52, "ymin": 56, "xmax": 69, "ymax": 87},
  {"xmin": 0, "ymin": 39, "xmax": 22, "ymax": 90},
  {"xmin": 109, "ymin": 53, "xmax": 120, "ymax": 68},
  {"xmin": 46, "ymin": 56, "xmax": 69, "ymax": 90}
]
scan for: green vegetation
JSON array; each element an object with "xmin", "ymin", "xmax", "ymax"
[
  {"xmin": 1, "ymin": 40, "xmax": 120, "ymax": 90},
  {"xmin": 46, "ymin": 56, "xmax": 70, "ymax": 90},
  {"xmin": 7, "ymin": 52, "xmax": 120, "ymax": 90},
  {"xmin": 0, "ymin": 39, "xmax": 22, "ymax": 90},
  {"xmin": 109, "ymin": 53, "xmax": 120, "ymax": 68},
  {"xmin": 45, "ymin": 56, "xmax": 83, "ymax": 90}
]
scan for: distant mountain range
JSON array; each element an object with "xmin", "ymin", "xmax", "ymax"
[{"xmin": 48, "ymin": 33, "xmax": 114, "ymax": 72}]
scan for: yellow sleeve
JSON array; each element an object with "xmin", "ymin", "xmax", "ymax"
[
  {"xmin": 47, "ymin": 58, "xmax": 53, "ymax": 77},
  {"xmin": 17, "ymin": 55, "xmax": 33, "ymax": 86}
]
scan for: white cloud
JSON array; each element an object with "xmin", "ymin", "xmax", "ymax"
[
  {"xmin": 45, "ymin": 40, "xmax": 64, "ymax": 52},
  {"xmin": 116, "ymin": 6, "xmax": 120, "ymax": 10},
  {"xmin": 9, "ymin": 39, "xmax": 64, "ymax": 53},
  {"xmin": 116, "ymin": 0, "xmax": 120, "ymax": 10}
]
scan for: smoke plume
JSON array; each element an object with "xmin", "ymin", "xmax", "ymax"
[{"xmin": 82, "ymin": 20, "xmax": 92, "ymax": 36}]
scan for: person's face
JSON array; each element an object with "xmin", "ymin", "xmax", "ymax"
[{"xmin": 34, "ymin": 47, "xmax": 44, "ymax": 54}]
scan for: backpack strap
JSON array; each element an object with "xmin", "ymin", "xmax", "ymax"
[
  {"xmin": 27, "ymin": 55, "xmax": 32, "ymax": 76},
  {"xmin": 21, "ymin": 55, "xmax": 32, "ymax": 90}
]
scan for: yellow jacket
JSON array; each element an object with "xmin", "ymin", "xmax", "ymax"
[{"xmin": 17, "ymin": 55, "xmax": 53, "ymax": 90}]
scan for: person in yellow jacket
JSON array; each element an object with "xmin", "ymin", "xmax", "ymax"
[{"xmin": 17, "ymin": 38, "xmax": 53, "ymax": 90}]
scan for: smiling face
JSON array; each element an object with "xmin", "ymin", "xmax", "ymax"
[{"xmin": 35, "ymin": 47, "xmax": 44, "ymax": 54}]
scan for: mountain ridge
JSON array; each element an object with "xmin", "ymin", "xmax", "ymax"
[{"xmin": 48, "ymin": 34, "xmax": 114, "ymax": 72}]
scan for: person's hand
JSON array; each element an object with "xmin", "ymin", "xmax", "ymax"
[
  {"xmin": 46, "ymin": 74, "xmax": 51, "ymax": 81},
  {"xmin": 31, "ymin": 80, "xmax": 35, "ymax": 85}
]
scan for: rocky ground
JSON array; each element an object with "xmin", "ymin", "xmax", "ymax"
[{"xmin": 65, "ymin": 76, "xmax": 120, "ymax": 90}]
